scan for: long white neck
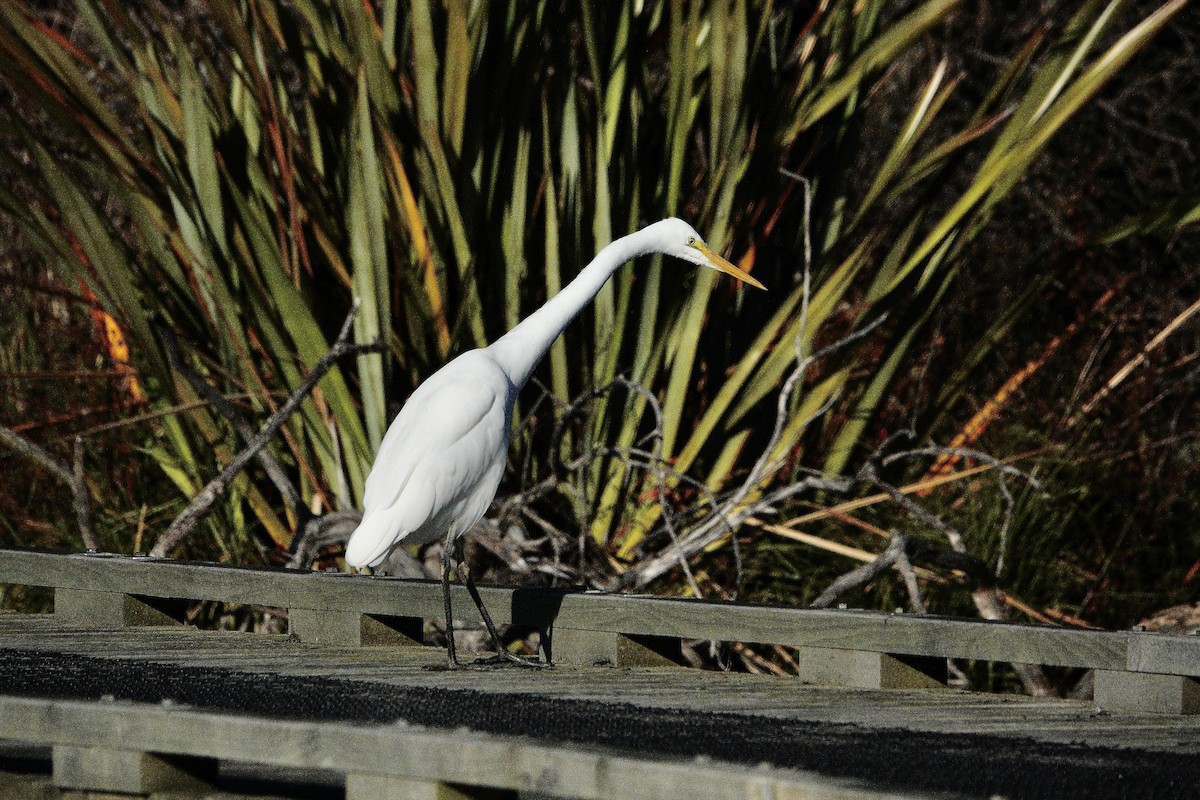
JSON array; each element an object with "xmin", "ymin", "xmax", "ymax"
[{"xmin": 487, "ymin": 226, "xmax": 660, "ymax": 389}]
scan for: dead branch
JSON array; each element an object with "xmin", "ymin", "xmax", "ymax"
[
  {"xmin": 617, "ymin": 375, "xmax": 704, "ymax": 598},
  {"xmin": 509, "ymin": 374, "xmax": 722, "ymax": 592},
  {"xmin": 151, "ymin": 315, "xmax": 307, "ymax": 527},
  {"xmin": 151, "ymin": 301, "xmax": 386, "ymax": 558},
  {"xmin": 1076, "ymin": 293, "xmax": 1200, "ymax": 418},
  {"xmin": 285, "ymin": 509, "xmax": 362, "ymax": 569},
  {"xmin": 0, "ymin": 427, "xmax": 99, "ymax": 549},
  {"xmin": 857, "ymin": 447, "xmax": 1056, "ymax": 697},
  {"xmin": 811, "ymin": 531, "xmax": 921, "ymax": 610},
  {"xmin": 619, "ymin": 313, "xmax": 886, "ymax": 590},
  {"xmin": 895, "ymin": 542, "xmax": 925, "ymax": 613},
  {"xmin": 810, "ymin": 528, "xmax": 995, "ymax": 610},
  {"xmin": 882, "ymin": 443, "xmax": 1042, "ymax": 577},
  {"xmin": 859, "ymin": 443, "xmax": 969, "ymax": 552}
]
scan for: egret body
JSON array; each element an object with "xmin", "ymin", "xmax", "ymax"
[{"xmin": 344, "ymin": 218, "xmax": 764, "ymax": 666}]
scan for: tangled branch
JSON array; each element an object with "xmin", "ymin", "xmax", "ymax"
[
  {"xmin": 0, "ymin": 428, "xmax": 98, "ymax": 550},
  {"xmin": 857, "ymin": 438, "xmax": 1055, "ymax": 697},
  {"xmin": 151, "ymin": 314, "xmax": 308, "ymax": 531},
  {"xmin": 150, "ymin": 301, "xmax": 385, "ymax": 558},
  {"xmin": 810, "ymin": 528, "xmax": 995, "ymax": 610},
  {"xmin": 619, "ymin": 312, "xmax": 888, "ymax": 590}
]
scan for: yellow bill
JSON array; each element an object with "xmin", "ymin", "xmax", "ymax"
[{"xmin": 695, "ymin": 241, "xmax": 767, "ymax": 290}]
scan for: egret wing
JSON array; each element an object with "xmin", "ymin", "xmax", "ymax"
[
  {"xmin": 349, "ymin": 352, "xmax": 511, "ymax": 566},
  {"xmin": 361, "ymin": 369, "xmax": 504, "ymax": 518}
]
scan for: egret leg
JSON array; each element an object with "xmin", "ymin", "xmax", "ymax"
[
  {"xmin": 457, "ymin": 539, "xmax": 546, "ymax": 668},
  {"xmin": 440, "ymin": 541, "xmax": 460, "ymax": 669}
]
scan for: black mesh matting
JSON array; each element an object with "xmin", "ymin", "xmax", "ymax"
[{"xmin": 2, "ymin": 646, "xmax": 1197, "ymax": 798}]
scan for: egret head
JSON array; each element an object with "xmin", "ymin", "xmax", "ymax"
[{"xmin": 649, "ymin": 218, "xmax": 766, "ymax": 290}]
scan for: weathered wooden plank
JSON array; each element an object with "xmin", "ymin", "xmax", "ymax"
[
  {"xmin": 288, "ymin": 609, "xmax": 424, "ymax": 647},
  {"xmin": 53, "ymin": 588, "xmax": 185, "ymax": 628},
  {"xmin": 548, "ymin": 596, "xmax": 1131, "ymax": 670},
  {"xmin": 5, "ymin": 615, "xmax": 1200, "ymax": 753},
  {"xmin": 52, "ymin": 744, "xmax": 215, "ymax": 794},
  {"xmin": 1094, "ymin": 670, "xmax": 1200, "ymax": 715},
  {"xmin": 0, "ymin": 550, "xmax": 1144, "ymax": 673},
  {"xmin": 1126, "ymin": 630, "xmax": 1200, "ymax": 677},
  {"xmin": 794, "ymin": 647, "xmax": 947, "ymax": 690},
  {"xmin": 550, "ymin": 628, "xmax": 682, "ymax": 667},
  {"xmin": 0, "ymin": 550, "xmax": 508, "ymax": 625},
  {"xmin": 0, "ymin": 696, "xmax": 897, "ymax": 800}
]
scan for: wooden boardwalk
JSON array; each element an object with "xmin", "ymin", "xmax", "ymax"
[{"xmin": 2, "ymin": 548, "xmax": 1200, "ymax": 798}]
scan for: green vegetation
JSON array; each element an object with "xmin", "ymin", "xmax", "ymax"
[{"xmin": 1, "ymin": 0, "xmax": 1197, "ymax": 662}]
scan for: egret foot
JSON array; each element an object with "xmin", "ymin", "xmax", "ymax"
[
  {"xmin": 424, "ymin": 651, "xmax": 546, "ymax": 671},
  {"xmin": 470, "ymin": 651, "xmax": 550, "ymax": 669}
]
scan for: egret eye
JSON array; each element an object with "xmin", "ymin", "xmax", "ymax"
[{"xmin": 687, "ymin": 236, "xmax": 696, "ymax": 246}]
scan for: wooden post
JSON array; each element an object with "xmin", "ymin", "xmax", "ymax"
[
  {"xmin": 54, "ymin": 588, "xmax": 185, "ymax": 628},
  {"xmin": 548, "ymin": 628, "xmax": 681, "ymax": 667},
  {"xmin": 1094, "ymin": 670, "xmax": 1200, "ymax": 714},
  {"xmin": 52, "ymin": 744, "xmax": 215, "ymax": 795},
  {"xmin": 288, "ymin": 608, "xmax": 424, "ymax": 646},
  {"xmin": 795, "ymin": 646, "xmax": 947, "ymax": 690}
]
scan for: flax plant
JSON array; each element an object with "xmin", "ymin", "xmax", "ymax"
[{"xmin": 0, "ymin": 0, "xmax": 1185, "ymax": 578}]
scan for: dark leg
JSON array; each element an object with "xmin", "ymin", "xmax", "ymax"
[
  {"xmin": 440, "ymin": 540, "xmax": 460, "ymax": 668},
  {"xmin": 457, "ymin": 540, "xmax": 547, "ymax": 669}
]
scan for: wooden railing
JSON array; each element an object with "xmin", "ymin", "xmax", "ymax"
[{"xmin": 1, "ymin": 547, "xmax": 1197, "ymax": 713}]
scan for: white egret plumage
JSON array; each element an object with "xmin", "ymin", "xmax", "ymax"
[{"xmin": 344, "ymin": 218, "xmax": 765, "ymax": 667}]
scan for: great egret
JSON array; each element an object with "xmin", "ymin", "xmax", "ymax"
[{"xmin": 344, "ymin": 218, "xmax": 765, "ymax": 667}]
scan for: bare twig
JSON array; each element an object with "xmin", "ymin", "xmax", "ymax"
[
  {"xmin": 777, "ymin": 168, "xmax": 812, "ymax": 282},
  {"xmin": 811, "ymin": 528, "xmax": 995, "ymax": 610},
  {"xmin": 880, "ymin": 445, "xmax": 1042, "ymax": 490},
  {"xmin": 151, "ymin": 301, "xmax": 385, "ymax": 558},
  {"xmin": 71, "ymin": 437, "xmax": 98, "ymax": 549},
  {"xmin": 151, "ymin": 315, "xmax": 307, "ymax": 526},
  {"xmin": 879, "ymin": 442, "xmax": 1042, "ymax": 579},
  {"xmin": 622, "ymin": 313, "xmax": 888, "ymax": 589},
  {"xmin": 857, "ymin": 449, "xmax": 1055, "ymax": 697},
  {"xmin": 894, "ymin": 542, "xmax": 926, "ymax": 613},
  {"xmin": 285, "ymin": 509, "xmax": 362, "ymax": 569},
  {"xmin": 811, "ymin": 531, "xmax": 916, "ymax": 609},
  {"xmin": 1076, "ymin": 293, "xmax": 1200, "ymax": 418},
  {"xmin": 859, "ymin": 441, "xmax": 968, "ymax": 551},
  {"xmin": 518, "ymin": 374, "xmax": 727, "ymax": 593},
  {"xmin": 545, "ymin": 379, "xmax": 618, "ymax": 566},
  {"xmin": 616, "ymin": 376, "xmax": 704, "ymax": 599},
  {"xmin": 0, "ymin": 426, "xmax": 99, "ymax": 549}
]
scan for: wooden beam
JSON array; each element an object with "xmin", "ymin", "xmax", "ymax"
[
  {"xmin": 52, "ymin": 744, "xmax": 215, "ymax": 795},
  {"xmin": 0, "ymin": 696, "xmax": 893, "ymax": 800},
  {"xmin": 1094, "ymin": 671, "xmax": 1200, "ymax": 715},
  {"xmin": 288, "ymin": 609, "xmax": 424, "ymax": 647},
  {"xmin": 5, "ymin": 549, "xmax": 1200, "ymax": 679},
  {"xmin": 1127, "ymin": 630, "xmax": 1200, "ymax": 676},
  {"xmin": 54, "ymin": 588, "xmax": 185, "ymax": 628},
  {"xmin": 346, "ymin": 774, "xmax": 486, "ymax": 800},
  {"xmin": 549, "ymin": 628, "xmax": 682, "ymax": 667},
  {"xmin": 795, "ymin": 647, "xmax": 947, "ymax": 690}
]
